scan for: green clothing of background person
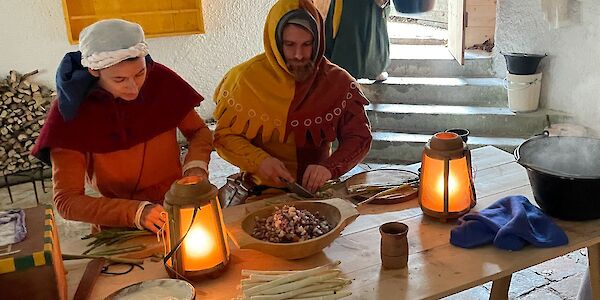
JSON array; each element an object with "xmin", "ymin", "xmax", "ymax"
[{"xmin": 325, "ymin": 0, "xmax": 391, "ymax": 80}]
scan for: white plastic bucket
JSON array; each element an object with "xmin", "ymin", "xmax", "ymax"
[{"xmin": 503, "ymin": 72, "xmax": 542, "ymax": 112}]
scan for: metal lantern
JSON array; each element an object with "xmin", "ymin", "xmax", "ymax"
[
  {"xmin": 418, "ymin": 132, "xmax": 476, "ymax": 222},
  {"xmin": 163, "ymin": 176, "xmax": 230, "ymax": 279}
]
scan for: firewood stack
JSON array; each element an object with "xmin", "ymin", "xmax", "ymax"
[{"xmin": 0, "ymin": 70, "xmax": 54, "ymax": 175}]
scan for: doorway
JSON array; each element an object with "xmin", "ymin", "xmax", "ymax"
[
  {"xmin": 389, "ymin": 0, "xmax": 496, "ymax": 65},
  {"xmin": 313, "ymin": 0, "xmax": 497, "ymax": 66}
]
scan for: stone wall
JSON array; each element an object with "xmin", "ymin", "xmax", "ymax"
[
  {"xmin": 0, "ymin": 0, "xmax": 277, "ymax": 119},
  {"xmin": 493, "ymin": 0, "xmax": 600, "ymax": 135}
]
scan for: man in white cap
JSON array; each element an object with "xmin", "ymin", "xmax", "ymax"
[{"xmin": 33, "ymin": 19, "xmax": 213, "ymax": 233}]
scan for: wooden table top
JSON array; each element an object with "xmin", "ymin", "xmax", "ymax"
[{"xmin": 63, "ymin": 146, "xmax": 600, "ymax": 299}]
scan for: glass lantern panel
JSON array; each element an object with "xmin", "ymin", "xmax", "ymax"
[
  {"xmin": 211, "ymin": 198, "xmax": 231, "ymax": 256},
  {"xmin": 420, "ymin": 154, "xmax": 472, "ymax": 213},
  {"xmin": 180, "ymin": 203, "xmax": 226, "ymax": 271}
]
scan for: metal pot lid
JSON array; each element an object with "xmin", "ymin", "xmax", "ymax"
[
  {"xmin": 501, "ymin": 52, "xmax": 547, "ymax": 58},
  {"xmin": 515, "ymin": 136, "xmax": 600, "ymax": 179}
]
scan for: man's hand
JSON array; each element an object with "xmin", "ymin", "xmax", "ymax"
[
  {"xmin": 140, "ymin": 204, "xmax": 166, "ymax": 233},
  {"xmin": 257, "ymin": 157, "xmax": 294, "ymax": 185},
  {"xmin": 184, "ymin": 167, "xmax": 209, "ymax": 181},
  {"xmin": 302, "ymin": 165, "xmax": 332, "ymax": 193}
]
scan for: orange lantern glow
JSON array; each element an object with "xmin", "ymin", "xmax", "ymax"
[
  {"xmin": 418, "ymin": 132, "xmax": 476, "ymax": 222},
  {"xmin": 163, "ymin": 176, "xmax": 230, "ymax": 279}
]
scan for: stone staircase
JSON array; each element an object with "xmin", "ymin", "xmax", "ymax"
[{"xmin": 359, "ymin": 43, "xmax": 567, "ymax": 164}]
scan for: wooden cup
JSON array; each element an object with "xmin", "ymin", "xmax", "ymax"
[{"xmin": 379, "ymin": 222, "xmax": 409, "ymax": 269}]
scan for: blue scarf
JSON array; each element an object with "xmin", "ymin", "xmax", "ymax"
[{"xmin": 55, "ymin": 51, "xmax": 98, "ymax": 121}]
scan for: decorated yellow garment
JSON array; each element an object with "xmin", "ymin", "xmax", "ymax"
[{"xmin": 213, "ymin": 0, "xmax": 372, "ymax": 186}]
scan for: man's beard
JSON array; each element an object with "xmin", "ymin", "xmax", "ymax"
[{"xmin": 287, "ymin": 60, "xmax": 315, "ymax": 82}]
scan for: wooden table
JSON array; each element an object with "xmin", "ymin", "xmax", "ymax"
[{"xmin": 63, "ymin": 146, "xmax": 600, "ymax": 299}]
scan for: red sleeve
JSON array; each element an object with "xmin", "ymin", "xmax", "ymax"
[{"xmin": 320, "ymin": 97, "xmax": 372, "ymax": 178}]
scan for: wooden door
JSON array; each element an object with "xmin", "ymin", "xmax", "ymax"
[
  {"xmin": 448, "ymin": 0, "xmax": 466, "ymax": 65},
  {"xmin": 465, "ymin": 0, "xmax": 497, "ymax": 48}
]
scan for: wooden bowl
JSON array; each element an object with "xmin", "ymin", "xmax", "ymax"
[{"xmin": 227, "ymin": 198, "xmax": 359, "ymax": 259}]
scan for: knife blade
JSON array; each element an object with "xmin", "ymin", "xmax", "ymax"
[
  {"xmin": 74, "ymin": 258, "xmax": 106, "ymax": 300},
  {"xmin": 280, "ymin": 178, "xmax": 315, "ymax": 198}
]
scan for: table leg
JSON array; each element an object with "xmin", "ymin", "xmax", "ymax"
[
  {"xmin": 31, "ymin": 176, "xmax": 39, "ymax": 205},
  {"xmin": 4, "ymin": 175, "xmax": 14, "ymax": 204},
  {"xmin": 588, "ymin": 243, "xmax": 600, "ymax": 300},
  {"xmin": 490, "ymin": 274, "xmax": 512, "ymax": 300},
  {"xmin": 39, "ymin": 167, "xmax": 48, "ymax": 193}
]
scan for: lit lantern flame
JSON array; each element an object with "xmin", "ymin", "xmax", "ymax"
[
  {"xmin": 418, "ymin": 132, "xmax": 476, "ymax": 221},
  {"xmin": 179, "ymin": 206, "xmax": 226, "ymax": 271},
  {"xmin": 163, "ymin": 177, "xmax": 230, "ymax": 278},
  {"xmin": 185, "ymin": 226, "xmax": 215, "ymax": 258}
]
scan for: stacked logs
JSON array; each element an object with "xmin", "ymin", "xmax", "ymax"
[{"xmin": 0, "ymin": 70, "xmax": 54, "ymax": 175}]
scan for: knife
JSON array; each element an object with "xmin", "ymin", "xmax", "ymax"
[
  {"xmin": 74, "ymin": 258, "xmax": 106, "ymax": 300},
  {"xmin": 280, "ymin": 178, "xmax": 315, "ymax": 198}
]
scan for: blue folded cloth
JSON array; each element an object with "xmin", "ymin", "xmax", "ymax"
[{"xmin": 450, "ymin": 195, "xmax": 568, "ymax": 251}]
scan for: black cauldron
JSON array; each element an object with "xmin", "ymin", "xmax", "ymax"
[
  {"xmin": 515, "ymin": 133, "xmax": 600, "ymax": 220},
  {"xmin": 502, "ymin": 52, "xmax": 547, "ymax": 75}
]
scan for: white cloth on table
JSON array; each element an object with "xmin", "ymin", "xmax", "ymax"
[{"xmin": 0, "ymin": 209, "xmax": 27, "ymax": 247}]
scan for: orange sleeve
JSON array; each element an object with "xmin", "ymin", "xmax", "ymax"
[
  {"xmin": 50, "ymin": 148, "xmax": 141, "ymax": 227},
  {"xmin": 179, "ymin": 109, "xmax": 213, "ymax": 166}
]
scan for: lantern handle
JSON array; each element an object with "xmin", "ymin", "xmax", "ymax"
[
  {"xmin": 163, "ymin": 206, "xmax": 199, "ymax": 281},
  {"xmin": 514, "ymin": 131, "xmax": 549, "ymax": 164}
]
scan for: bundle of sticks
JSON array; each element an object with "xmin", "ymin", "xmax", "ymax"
[
  {"xmin": 347, "ymin": 180, "xmax": 419, "ymax": 195},
  {"xmin": 347, "ymin": 179, "xmax": 419, "ymax": 205},
  {"xmin": 235, "ymin": 261, "xmax": 352, "ymax": 300}
]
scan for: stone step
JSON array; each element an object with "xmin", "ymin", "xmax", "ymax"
[
  {"xmin": 365, "ymin": 103, "xmax": 567, "ymax": 138},
  {"xmin": 387, "ymin": 22, "xmax": 446, "ymax": 46},
  {"xmin": 365, "ymin": 131, "xmax": 525, "ymax": 164},
  {"xmin": 387, "ymin": 45, "xmax": 494, "ymax": 77},
  {"xmin": 360, "ymin": 76, "xmax": 507, "ymax": 107}
]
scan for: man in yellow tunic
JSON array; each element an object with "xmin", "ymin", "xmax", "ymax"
[{"xmin": 213, "ymin": 0, "xmax": 372, "ymax": 204}]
